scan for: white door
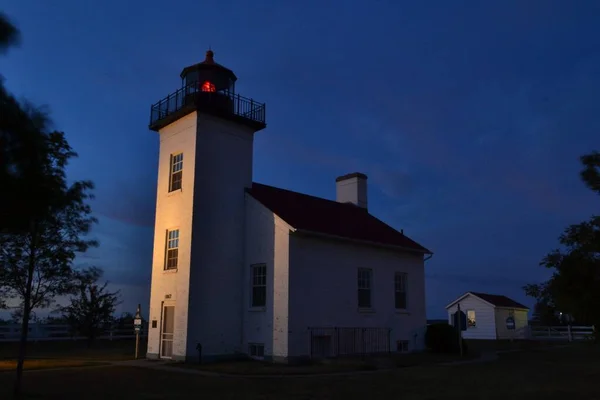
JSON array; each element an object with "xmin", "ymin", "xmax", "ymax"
[{"xmin": 161, "ymin": 305, "xmax": 175, "ymax": 358}]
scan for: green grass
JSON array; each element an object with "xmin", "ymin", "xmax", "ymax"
[
  {"xmin": 0, "ymin": 338, "xmax": 147, "ymax": 361},
  {"xmin": 0, "ymin": 359, "xmax": 109, "ymax": 371},
  {"xmin": 165, "ymin": 351, "xmax": 477, "ymax": 375},
  {"xmin": 0, "ymin": 343, "xmax": 598, "ymax": 399}
]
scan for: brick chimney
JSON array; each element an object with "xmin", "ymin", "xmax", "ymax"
[{"xmin": 335, "ymin": 172, "xmax": 368, "ymax": 209}]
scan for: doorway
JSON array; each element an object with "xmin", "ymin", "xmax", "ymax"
[{"xmin": 161, "ymin": 305, "xmax": 175, "ymax": 358}]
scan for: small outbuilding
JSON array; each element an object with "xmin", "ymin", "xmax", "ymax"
[{"xmin": 445, "ymin": 292, "xmax": 529, "ymax": 340}]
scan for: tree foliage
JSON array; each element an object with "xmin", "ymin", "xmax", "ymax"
[
  {"xmin": 0, "ymin": 12, "xmax": 20, "ymax": 53},
  {"xmin": 0, "ymin": 12, "xmax": 99, "ymax": 396},
  {"xmin": 58, "ymin": 267, "xmax": 120, "ymax": 345},
  {"xmin": 580, "ymin": 151, "xmax": 600, "ymax": 195},
  {"xmin": 0, "ymin": 131, "xmax": 97, "ymax": 395},
  {"xmin": 524, "ymin": 151, "xmax": 600, "ymax": 328}
]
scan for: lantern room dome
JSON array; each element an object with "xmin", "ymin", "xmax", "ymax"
[{"xmin": 180, "ymin": 49, "xmax": 237, "ymax": 93}]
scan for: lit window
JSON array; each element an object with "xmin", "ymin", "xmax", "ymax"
[
  {"xmin": 467, "ymin": 310, "xmax": 476, "ymax": 328},
  {"xmin": 394, "ymin": 272, "xmax": 407, "ymax": 309},
  {"xmin": 251, "ymin": 264, "xmax": 266, "ymax": 307},
  {"xmin": 169, "ymin": 153, "xmax": 183, "ymax": 192},
  {"xmin": 358, "ymin": 268, "xmax": 372, "ymax": 308},
  {"xmin": 165, "ymin": 229, "xmax": 179, "ymax": 270},
  {"xmin": 201, "ymin": 81, "xmax": 216, "ymax": 92}
]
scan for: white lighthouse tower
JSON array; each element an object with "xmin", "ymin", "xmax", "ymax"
[{"xmin": 146, "ymin": 50, "xmax": 266, "ymax": 361}]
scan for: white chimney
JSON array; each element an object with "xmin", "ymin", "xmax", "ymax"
[{"xmin": 336, "ymin": 172, "xmax": 368, "ymax": 209}]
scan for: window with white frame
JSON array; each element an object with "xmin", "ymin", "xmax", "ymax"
[
  {"xmin": 251, "ymin": 264, "xmax": 266, "ymax": 307},
  {"xmin": 248, "ymin": 343, "xmax": 264, "ymax": 359},
  {"xmin": 467, "ymin": 310, "xmax": 476, "ymax": 328},
  {"xmin": 358, "ymin": 268, "xmax": 372, "ymax": 308},
  {"xmin": 169, "ymin": 153, "xmax": 183, "ymax": 192},
  {"xmin": 394, "ymin": 272, "xmax": 407, "ymax": 310},
  {"xmin": 165, "ymin": 229, "xmax": 179, "ymax": 270}
]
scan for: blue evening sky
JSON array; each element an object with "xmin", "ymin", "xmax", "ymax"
[{"xmin": 2, "ymin": 1, "xmax": 599, "ymax": 318}]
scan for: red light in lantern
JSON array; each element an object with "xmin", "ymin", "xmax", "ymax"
[{"xmin": 201, "ymin": 81, "xmax": 216, "ymax": 92}]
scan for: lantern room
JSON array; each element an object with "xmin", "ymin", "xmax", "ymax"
[
  {"xmin": 180, "ymin": 49, "xmax": 237, "ymax": 94},
  {"xmin": 149, "ymin": 49, "xmax": 265, "ymax": 132}
]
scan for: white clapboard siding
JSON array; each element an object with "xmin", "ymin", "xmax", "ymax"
[{"xmin": 447, "ymin": 296, "xmax": 497, "ymax": 340}]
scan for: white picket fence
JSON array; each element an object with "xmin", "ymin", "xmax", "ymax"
[
  {"xmin": 528, "ymin": 325, "xmax": 595, "ymax": 342},
  {"xmin": 0, "ymin": 323, "xmax": 148, "ymax": 342}
]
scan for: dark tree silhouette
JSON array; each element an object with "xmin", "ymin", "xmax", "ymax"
[
  {"xmin": 524, "ymin": 151, "xmax": 600, "ymax": 330},
  {"xmin": 58, "ymin": 267, "xmax": 121, "ymax": 347},
  {"xmin": 1, "ymin": 12, "xmax": 57, "ymax": 236},
  {"xmin": 0, "ymin": 131, "xmax": 97, "ymax": 397},
  {"xmin": 580, "ymin": 151, "xmax": 600, "ymax": 195},
  {"xmin": 0, "ymin": 12, "xmax": 20, "ymax": 53}
]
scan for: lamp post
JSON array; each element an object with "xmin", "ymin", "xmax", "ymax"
[{"xmin": 134, "ymin": 304, "xmax": 142, "ymax": 359}]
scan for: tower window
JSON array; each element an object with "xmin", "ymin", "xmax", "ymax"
[
  {"xmin": 165, "ymin": 229, "xmax": 179, "ymax": 270},
  {"xmin": 201, "ymin": 80, "xmax": 216, "ymax": 92},
  {"xmin": 169, "ymin": 153, "xmax": 183, "ymax": 192},
  {"xmin": 251, "ymin": 263, "xmax": 267, "ymax": 308}
]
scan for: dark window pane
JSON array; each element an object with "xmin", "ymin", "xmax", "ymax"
[
  {"xmin": 252, "ymin": 287, "xmax": 266, "ymax": 307},
  {"xmin": 395, "ymin": 292, "xmax": 407, "ymax": 309},
  {"xmin": 358, "ymin": 289, "xmax": 371, "ymax": 308},
  {"xmin": 170, "ymin": 171, "xmax": 182, "ymax": 191}
]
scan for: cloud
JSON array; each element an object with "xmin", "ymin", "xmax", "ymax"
[{"xmin": 93, "ymin": 178, "xmax": 156, "ymax": 228}]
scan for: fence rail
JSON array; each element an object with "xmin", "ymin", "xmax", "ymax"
[
  {"xmin": 528, "ymin": 325, "xmax": 595, "ymax": 341},
  {"xmin": 309, "ymin": 327, "xmax": 391, "ymax": 358},
  {"xmin": 0, "ymin": 323, "xmax": 147, "ymax": 342}
]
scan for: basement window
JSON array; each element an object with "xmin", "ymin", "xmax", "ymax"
[
  {"xmin": 249, "ymin": 343, "xmax": 264, "ymax": 359},
  {"xmin": 396, "ymin": 340, "xmax": 409, "ymax": 353}
]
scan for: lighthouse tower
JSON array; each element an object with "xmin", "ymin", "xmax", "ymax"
[{"xmin": 146, "ymin": 50, "xmax": 266, "ymax": 361}]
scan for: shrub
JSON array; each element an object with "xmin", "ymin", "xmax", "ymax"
[{"xmin": 425, "ymin": 323, "xmax": 468, "ymax": 354}]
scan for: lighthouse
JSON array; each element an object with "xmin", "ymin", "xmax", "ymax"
[{"xmin": 146, "ymin": 50, "xmax": 266, "ymax": 361}]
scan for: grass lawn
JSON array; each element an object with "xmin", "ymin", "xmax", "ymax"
[
  {"xmin": 0, "ymin": 343, "xmax": 597, "ymax": 399},
  {"xmin": 0, "ymin": 359, "xmax": 109, "ymax": 372},
  {"xmin": 166, "ymin": 351, "xmax": 477, "ymax": 375},
  {"xmin": 0, "ymin": 338, "xmax": 148, "ymax": 361}
]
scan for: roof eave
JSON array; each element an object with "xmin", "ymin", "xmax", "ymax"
[
  {"xmin": 445, "ymin": 292, "xmax": 530, "ymax": 310},
  {"xmin": 292, "ymin": 228, "xmax": 433, "ymax": 256}
]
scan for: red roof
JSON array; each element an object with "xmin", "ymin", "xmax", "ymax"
[
  {"xmin": 470, "ymin": 292, "xmax": 529, "ymax": 309},
  {"xmin": 247, "ymin": 183, "xmax": 431, "ymax": 254}
]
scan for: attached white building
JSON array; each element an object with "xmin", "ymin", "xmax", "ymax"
[
  {"xmin": 145, "ymin": 50, "xmax": 433, "ymax": 362},
  {"xmin": 446, "ymin": 292, "xmax": 529, "ymax": 340}
]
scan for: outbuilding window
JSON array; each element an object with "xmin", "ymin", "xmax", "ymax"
[{"xmin": 467, "ymin": 310, "xmax": 476, "ymax": 328}]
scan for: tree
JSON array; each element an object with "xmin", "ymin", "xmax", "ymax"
[
  {"xmin": 524, "ymin": 282, "xmax": 560, "ymax": 325},
  {"xmin": 58, "ymin": 267, "xmax": 121, "ymax": 346},
  {"xmin": 0, "ymin": 12, "xmax": 20, "ymax": 54},
  {"xmin": 0, "ymin": 131, "xmax": 97, "ymax": 397},
  {"xmin": 581, "ymin": 151, "xmax": 600, "ymax": 195},
  {"xmin": 524, "ymin": 151, "xmax": 600, "ymax": 330},
  {"xmin": 1, "ymin": 12, "xmax": 55, "ymax": 236},
  {"xmin": 9, "ymin": 307, "xmax": 38, "ymax": 324}
]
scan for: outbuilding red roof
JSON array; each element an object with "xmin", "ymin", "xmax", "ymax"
[
  {"xmin": 470, "ymin": 292, "xmax": 529, "ymax": 309},
  {"xmin": 247, "ymin": 182, "xmax": 431, "ymax": 254}
]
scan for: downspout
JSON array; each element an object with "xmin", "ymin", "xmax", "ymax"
[{"xmin": 424, "ymin": 253, "xmax": 433, "ymax": 262}]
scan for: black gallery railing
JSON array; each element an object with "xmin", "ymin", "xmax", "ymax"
[{"xmin": 149, "ymin": 82, "xmax": 266, "ymax": 128}]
